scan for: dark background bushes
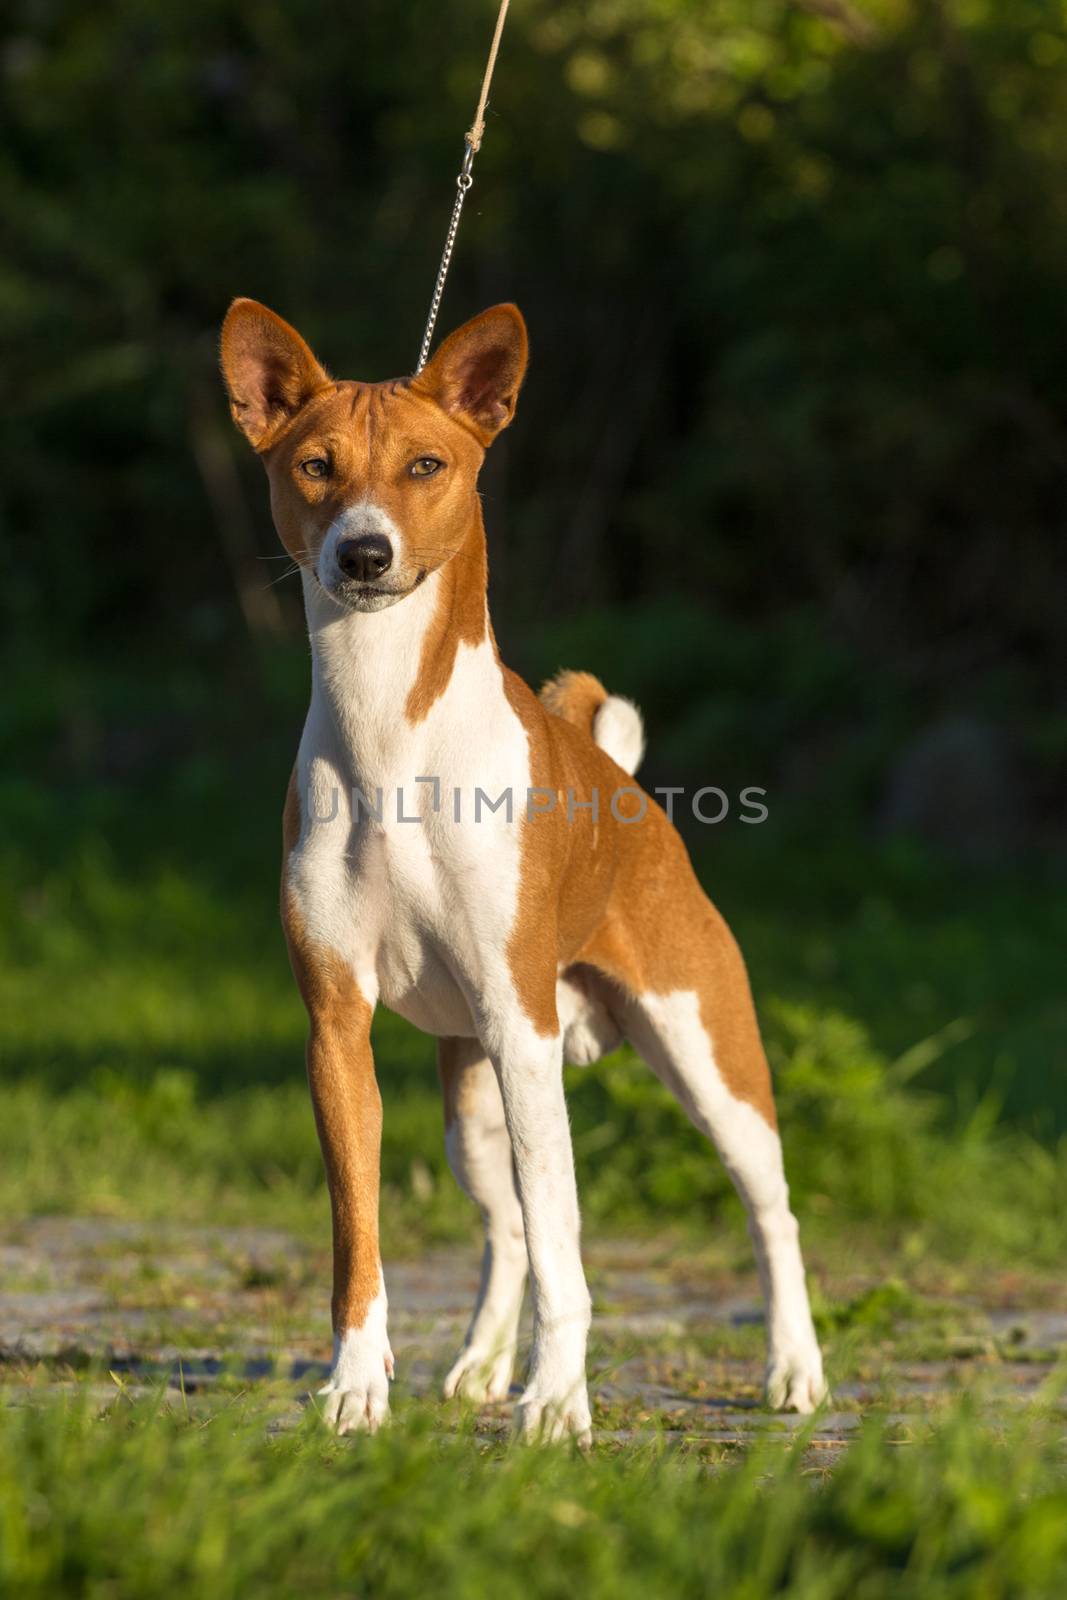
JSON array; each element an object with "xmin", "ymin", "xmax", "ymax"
[{"xmin": 3, "ymin": 0, "xmax": 1065, "ymax": 842}]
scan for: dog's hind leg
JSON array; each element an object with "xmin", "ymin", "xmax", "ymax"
[
  {"xmin": 617, "ymin": 919, "xmax": 826, "ymax": 1413},
  {"xmin": 438, "ymin": 1036, "xmax": 528, "ymax": 1403}
]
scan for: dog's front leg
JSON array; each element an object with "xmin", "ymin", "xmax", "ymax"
[
  {"xmin": 302, "ymin": 968, "xmax": 392, "ymax": 1434},
  {"xmin": 486, "ymin": 1010, "xmax": 592, "ymax": 1446}
]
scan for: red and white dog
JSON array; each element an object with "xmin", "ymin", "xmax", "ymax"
[{"xmin": 220, "ymin": 299, "xmax": 826, "ymax": 1442}]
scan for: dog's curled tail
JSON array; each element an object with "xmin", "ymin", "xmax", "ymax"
[{"xmin": 540, "ymin": 669, "xmax": 646, "ymax": 777}]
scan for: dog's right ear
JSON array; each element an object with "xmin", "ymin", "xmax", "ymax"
[
  {"xmin": 220, "ymin": 299, "xmax": 331, "ymax": 451},
  {"xmin": 412, "ymin": 304, "xmax": 528, "ymax": 447}
]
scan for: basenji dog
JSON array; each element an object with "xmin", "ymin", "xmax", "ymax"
[{"xmin": 220, "ymin": 298, "xmax": 826, "ymax": 1442}]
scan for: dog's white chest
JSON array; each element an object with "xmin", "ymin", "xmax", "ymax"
[
  {"xmin": 364, "ymin": 818, "xmax": 477, "ymax": 1035},
  {"xmin": 288, "ymin": 626, "xmax": 531, "ymax": 1040}
]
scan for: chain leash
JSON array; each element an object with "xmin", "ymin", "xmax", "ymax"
[
  {"xmin": 414, "ymin": 0, "xmax": 510, "ymax": 373},
  {"xmin": 415, "ymin": 141, "xmax": 476, "ymax": 374}
]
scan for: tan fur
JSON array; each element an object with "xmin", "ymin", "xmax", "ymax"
[
  {"xmin": 404, "ymin": 526, "xmax": 488, "ymax": 725},
  {"xmin": 220, "ymin": 300, "xmax": 525, "ymax": 733},
  {"xmin": 503, "ymin": 674, "xmax": 777, "ymax": 1127},
  {"xmin": 221, "ymin": 299, "xmax": 333, "ymax": 449},
  {"xmin": 538, "ymin": 669, "xmax": 609, "ymax": 731},
  {"xmin": 410, "ymin": 304, "xmax": 529, "ymax": 447},
  {"xmin": 282, "ymin": 773, "xmax": 384, "ymax": 1330},
  {"xmin": 255, "ymin": 377, "xmax": 487, "ymax": 601}
]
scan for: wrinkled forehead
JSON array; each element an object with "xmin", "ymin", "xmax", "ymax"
[{"xmin": 270, "ymin": 379, "xmax": 482, "ymax": 469}]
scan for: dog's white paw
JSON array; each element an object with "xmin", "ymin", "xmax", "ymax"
[
  {"xmin": 443, "ymin": 1342, "xmax": 515, "ymax": 1404},
  {"xmin": 318, "ymin": 1317, "xmax": 394, "ymax": 1436},
  {"xmin": 318, "ymin": 1371, "xmax": 391, "ymax": 1434},
  {"xmin": 765, "ymin": 1344, "xmax": 827, "ymax": 1414},
  {"xmin": 514, "ymin": 1380, "xmax": 593, "ymax": 1447}
]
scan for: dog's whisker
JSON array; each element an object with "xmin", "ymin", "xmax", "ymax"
[{"xmin": 263, "ymin": 564, "xmax": 302, "ymax": 589}]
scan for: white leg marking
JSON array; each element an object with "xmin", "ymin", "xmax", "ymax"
[
  {"xmin": 627, "ymin": 990, "xmax": 826, "ymax": 1413},
  {"xmin": 485, "ymin": 1015, "xmax": 592, "ymax": 1445},
  {"xmin": 441, "ymin": 1044, "xmax": 528, "ymax": 1403},
  {"xmin": 317, "ymin": 1283, "xmax": 394, "ymax": 1435}
]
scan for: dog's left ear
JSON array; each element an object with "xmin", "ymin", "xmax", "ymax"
[
  {"xmin": 220, "ymin": 298, "xmax": 331, "ymax": 451},
  {"xmin": 413, "ymin": 304, "xmax": 528, "ymax": 447}
]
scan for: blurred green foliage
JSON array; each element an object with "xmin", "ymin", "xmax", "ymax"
[
  {"xmin": 2, "ymin": 765, "xmax": 1064, "ymax": 1247},
  {"xmin": 2, "ymin": 0, "xmax": 1065, "ymax": 830}
]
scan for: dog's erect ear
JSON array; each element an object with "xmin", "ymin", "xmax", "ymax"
[
  {"xmin": 220, "ymin": 299, "xmax": 331, "ymax": 451},
  {"xmin": 413, "ymin": 304, "xmax": 528, "ymax": 447}
]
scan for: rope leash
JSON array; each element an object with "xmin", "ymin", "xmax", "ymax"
[{"xmin": 415, "ymin": 0, "xmax": 510, "ymax": 374}]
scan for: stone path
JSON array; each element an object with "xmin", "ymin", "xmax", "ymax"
[{"xmin": 3, "ymin": 1219, "xmax": 1064, "ymax": 1450}]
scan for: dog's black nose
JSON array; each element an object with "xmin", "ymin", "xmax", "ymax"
[{"xmin": 337, "ymin": 534, "xmax": 393, "ymax": 582}]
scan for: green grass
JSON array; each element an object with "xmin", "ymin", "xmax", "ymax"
[{"xmin": 3, "ymin": 1390, "xmax": 1067, "ymax": 1599}]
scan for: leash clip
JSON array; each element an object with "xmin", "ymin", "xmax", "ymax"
[{"xmin": 458, "ymin": 139, "xmax": 475, "ymax": 191}]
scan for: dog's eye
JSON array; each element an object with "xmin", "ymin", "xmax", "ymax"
[
  {"xmin": 410, "ymin": 456, "xmax": 443, "ymax": 478},
  {"xmin": 300, "ymin": 457, "xmax": 329, "ymax": 479}
]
